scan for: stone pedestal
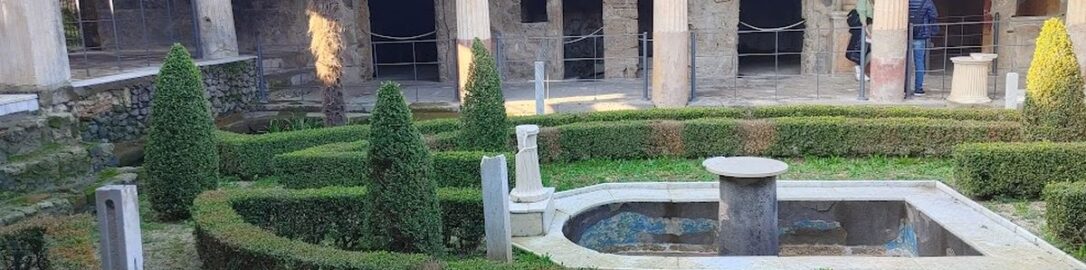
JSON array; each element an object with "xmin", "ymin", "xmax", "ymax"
[
  {"xmin": 456, "ymin": 0, "xmax": 492, "ymax": 100},
  {"xmin": 869, "ymin": 0, "xmax": 909, "ymax": 103},
  {"xmin": 509, "ymin": 125, "xmax": 555, "ymax": 237},
  {"xmin": 96, "ymin": 185, "xmax": 144, "ymax": 270},
  {"xmin": 948, "ymin": 55, "xmax": 996, "ymax": 105},
  {"xmin": 194, "ymin": 0, "xmax": 239, "ymax": 59},
  {"xmin": 481, "ymin": 155, "xmax": 512, "ymax": 263},
  {"xmin": 0, "ymin": 0, "xmax": 71, "ymax": 88},
  {"xmin": 703, "ymin": 157, "xmax": 789, "ymax": 256},
  {"xmin": 651, "ymin": 0, "xmax": 691, "ymax": 107}
]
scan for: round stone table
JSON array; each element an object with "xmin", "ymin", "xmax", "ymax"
[
  {"xmin": 948, "ymin": 55, "xmax": 996, "ymax": 105},
  {"xmin": 703, "ymin": 157, "xmax": 789, "ymax": 256}
]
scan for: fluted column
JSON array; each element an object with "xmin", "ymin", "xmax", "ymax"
[
  {"xmin": 869, "ymin": 0, "xmax": 908, "ymax": 102},
  {"xmin": 194, "ymin": 0, "xmax": 239, "ymax": 59},
  {"xmin": 651, "ymin": 0, "xmax": 691, "ymax": 107},
  {"xmin": 456, "ymin": 0, "xmax": 492, "ymax": 100},
  {"xmin": 948, "ymin": 56, "xmax": 994, "ymax": 104},
  {"xmin": 1068, "ymin": 0, "xmax": 1086, "ymax": 78},
  {"xmin": 0, "ymin": 0, "xmax": 71, "ymax": 88}
]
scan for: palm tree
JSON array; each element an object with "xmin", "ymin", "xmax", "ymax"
[{"xmin": 307, "ymin": 0, "xmax": 348, "ymax": 126}]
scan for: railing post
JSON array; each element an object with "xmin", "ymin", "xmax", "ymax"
[
  {"xmin": 858, "ymin": 26, "xmax": 869, "ymax": 101},
  {"xmin": 642, "ymin": 32, "xmax": 650, "ymax": 101},
  {"xmin": 690, "ymin": 31, "xmax": 697, "ymax": 102}
]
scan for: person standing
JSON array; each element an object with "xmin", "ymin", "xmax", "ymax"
[
  {"xmin": 846, "ymin": 8, "xmax": 873, "ymax": 81},
  {"xmin": 909, "ymin": 0, "xmax": 939, "ymax": 96}
]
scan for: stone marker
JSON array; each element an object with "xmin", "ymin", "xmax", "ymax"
[
  {"xmin": 1005, "ymin": 72, "xmax": 1022, "ymax": 110},
  {"xmin": 481, "ymin": 155, "xmax": 513, "ymax": 263},
  {"xmin": 703, "ymin": 157, "xmax": 789, "ymax": 256},
  {"xmin": 96, "ymin": 185, "xmax": 144, "ymax": 270},
  {"xmin": 509, "ymin": 125, "xmax": 556, "ymax": 237}
]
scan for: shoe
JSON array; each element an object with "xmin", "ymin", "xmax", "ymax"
[
  {"xmin": 854, "ymin": 66, "xmax": 863, "ymax": 81},
  {"xmin": 914, "ymin": 89, "xmax": 926, "ymax": 96}
]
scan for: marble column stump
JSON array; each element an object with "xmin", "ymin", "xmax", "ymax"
[{"xmin": 703, "ymin": 157, "xmax": 789, "ymax": 256}]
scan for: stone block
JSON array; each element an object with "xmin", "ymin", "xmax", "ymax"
[
  {"xmin": 96, "ymin": 185, "xmax": 144, "ymax": 270},
  {"xmin": 481, "ymin": 155, "xmax": 513, "ymax": 262},
  {"xmin": 510, "ymin": 190, "xmax": 556, "ymax": 237}
]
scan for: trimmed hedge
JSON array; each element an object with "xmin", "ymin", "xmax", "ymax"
[
  {"xmin": 145, "ymin": 44, "xmax": 220, "ymax": 220},
  {"xmin": 274, "ymin": 141, "xmax": 512, "ymax": 189},
  {"xmin": 954, "ymin": 142, "xmax": 1086, "ymax": 199},
  {"xmin": 1044, "ymin": 181, "xmax": 1086, "ymax": 247},
  {"xmin": 539, "ymin": 117, "xmax": 1022, "ymax": 162},
  {"xmin": 193, "ymin": 187, "xmax": 534, "ymax": 269},
  {"xmin": 218, "ymin": 105, "xmax": 1019, "ymax": 179},
  {"xmin": 0, "ymin": 215, "xmax": 98, "ymax": 270}
]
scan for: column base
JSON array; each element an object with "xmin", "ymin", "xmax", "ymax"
[{"xmin": 510, "ymin": 192, "xmax": 556, "ymax": 237}]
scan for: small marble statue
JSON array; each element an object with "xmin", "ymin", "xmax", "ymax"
[{"xmin": 511, "ymin": 125, "xmax": 548, "ymax": 202}]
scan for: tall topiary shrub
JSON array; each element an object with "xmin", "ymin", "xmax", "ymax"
[
  {"xmin": 459, "ymin": 38, "xmax": 509, "ymax": 151},
  {"xmin": 145, "ymin": 44, "xmax": 220, "ymax": 220},
  {"xmin": 366, "ymin": 82, "xmax": 444, "ymax": 255},
  {"xmin": 1024, "ymin": 18, "xmax": 1086, "ymax": 142}
]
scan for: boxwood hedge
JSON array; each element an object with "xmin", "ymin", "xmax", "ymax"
[
  {"xmin": 954, "ymin": 142, "xmax": 1086, "ymax": 199},
  {"xmin": 0, "ymin": 215, "xmax": 98, "ymax": 270},
  {"xmin": 538, "ymin": 117, "xmax": 1021, "ymax": 162},
  {"xmin": 1044, "ymin": 181, "xmax": 1086, "ymax": 247},
  {"xmin": 219, "ymin": 105, "xmax": 1020, "ymax": 179},
  {"xmin": 193, "ymin": 187, "xmax": 542, "ymax": 269}
]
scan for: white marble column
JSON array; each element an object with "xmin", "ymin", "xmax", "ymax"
[
  {"xmin": 456, "ymin": 0, "xmax": 492, "ymax": 100},
  {"xmin": 869, "ymin": 0, "xmax": 909, "ymax": 102},
  {"xmin": 651, "ymin": 0, "xmax": 691, "ymax": 107},
  {"xmin": 1068, "ymin": 0, "xmax": 1086, "ymax": 79},
  {"xmin": 0, "ymin": 0, "xmax": 71, "ymax": 88},
  {"xmin": 948, "ymin": 55, "xmax": 995, "ymax": 105},
  {"xmin": 511, "ymin": 125, "xmax": 548, "ymax": 202},
  {"xmin": 194, "ymin": 0, "xmax": 239, "ymax": 59}
]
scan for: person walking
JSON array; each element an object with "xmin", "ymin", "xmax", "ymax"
[
  {"xmin": 909, "ymin": 0, "xmax": 939, "ymax": 96},
  {"xmin": 846, "ymin": 8, "xmax": 873, "ymax": 81}
]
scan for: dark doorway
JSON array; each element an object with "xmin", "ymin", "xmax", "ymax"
[
  {"xmin": 928, "ymin": 0, "xmax": 989, "ymax": 71},
  {"xmin": 562, "ymin": 0, "xmax": 604, "ymax": 79},
  {"xmin": 737, "ymin": 0, "xmax": 804, "ymax": 76},
  {"xmin": 369, "ymin": 0, "xmax": 439, "ymax": 81},
  {"xmin": 638, "ymin": 0, "xmax": 652, "ymax": 59}
]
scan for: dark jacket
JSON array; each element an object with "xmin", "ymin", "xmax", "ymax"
[
  {"xmin": 909, "ymin": 0, "xmax": 940, "ymax": 39},
  {"xmin": 845, "ymin": 10, "xmax": 870, "ymax": 65}
]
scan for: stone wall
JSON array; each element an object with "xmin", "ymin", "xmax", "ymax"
[
  {"xmin": 91, "ymin": 0, "xmax": 200, "ymax": 51},
  {"xmin": 603, "ymin": 0, "xmax": 641, "ymax": 79},
  {"xmin": 491, "ymin": 0, "xmax": 565, "ymax": 81},
  {"xmin": 54, "ymin": 58, "xmax": 259, "ymax": 143},
  {"xmin": 690, "ymin": 0, "xmax": 741, "ymax": 79}
]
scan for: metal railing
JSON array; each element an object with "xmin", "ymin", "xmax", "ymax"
[{"xmin": 61, "ymin": 0, "xmax": 201, "ymax": 80}]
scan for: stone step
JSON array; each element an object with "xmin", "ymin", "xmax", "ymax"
[
  {"xmin": 0, "ymin": 143, "xmax": 115, "ymax": 195},
  {"xmin": 0, "ymin": 94, "xmax": 39, "ymax": 116},
  {"xmin": 0, "ymin": 113, "xmax": 81, "ymax": 163}
]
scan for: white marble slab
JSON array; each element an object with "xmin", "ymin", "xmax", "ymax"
[{"xmin": 0, "ymin": 94, "xmax": 39, "ymax": 116}]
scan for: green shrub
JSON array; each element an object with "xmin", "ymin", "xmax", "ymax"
[
  {"xmin": 273, "ymin": 141, "xmax": 512, "ymax": 189},
  {"xmin": 218, "ymin": 125, "xmax": 370, "ymax": 179},
  {"xmin": 1044, "ymin": 181, "xmax": 1086, "ymax": 247},
  {"xmin": 1023, "ymin": 18, "xmax": 1086, "ymax": 142},
  {"xmin": 540, "ymin": 117, "xmax": 1020, "ymax": 162},
  {"xmin": 459, "ymin": 39, "xmax": 509, "ymax": 151},
  {"xmin": 193, "ymin": 187, "xmax": 543, "ymax": 269},
  {"xmin": 145, "ymin": 44, "xmax": 220, "ymax": 220},
  {"xmin": 366, "ymin": 82, "xmax": 444, "ymax": 255},
  {"xmin": 0, "ymin": 215, "xmax": 98, "ymax": 270},
  {"xmin": 954, "ymin": 142, "xmax": 1086, "ymax": 199}
]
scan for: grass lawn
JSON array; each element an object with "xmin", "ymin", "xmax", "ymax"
[{"xmin": 542, "ymin": 156, "xmax": 956, "ymax": 191}]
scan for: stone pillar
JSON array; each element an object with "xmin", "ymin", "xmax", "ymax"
[
  {"xmin": 96, "ymin": 185, "xmax": 144, "ymax": 270},
  {"xmin": 703, "ymin": 157, "xmax": 789, "ymax": 256},
  {"xmin": 0, "ymin": 0, "xmax": 71, "ymax": 88},
  {"xmin": 651, "ymin": 0, "xmax": 691, "ymax": 107},
  {"xmin": 481, "ymin": 155, "xmax": 513, "ymax": 263},
  {"xmin": 948, "ymin": 55, "xmax": 996, "ymax": 105},
  {"xmin": 869, "ymin": 0, "xmax": 909, "ymax": 102},
  {"xmin": 194, "ymin": 0, "xmax": 239, "ymax": 59},
  {"xmin": 831, "ymin": 11, "xmax": 854, "ymax": 75},
  {"xmin": 1068, "ymin": 0, "xmax": 1086, "ymax": 78},
  {"xmin": 603, "ymin": 0, "xmax": 640, "ymax": 78},
  {"xmin": 456, "ymin": 0, "xmax": 492, "ymax": 100}
]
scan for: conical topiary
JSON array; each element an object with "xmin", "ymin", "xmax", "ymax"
[
  {"xmin": 366, "ymin": 82, "xmax": 444, "ymax": 255},
  {"xmin": 1024, "ymin": 18, "xmax": 1086, "ymax": 142},
  {"xmin": 459, "ymin": 38, "xmax": 509, "ymax": 151},
  {"xmin": 145, "ymin": 44, "xmax": 219, "ymax": 221}
]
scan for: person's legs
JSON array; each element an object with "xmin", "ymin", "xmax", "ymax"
[{"xmin": 912, "ymin": 39, "xmax": 928, "ymax": 95}]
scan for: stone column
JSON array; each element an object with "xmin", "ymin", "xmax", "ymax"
[
  {"xmin": 194, "ymin": 0, "xmax": 239, "ymax": 59},
  {"xmin": 869, "ymin": 0, "xmax": 909, "ymax": 102},
  {"xmin": 0, "ymin": 0, "xmax": 71, "ymax": 88},
  {"xmin": 831, "ymin": 11, "xmax": 854, "ymax": 75},
  {"xmin": 1068, "ymin": 0, "xmax": 1086, "ymax": 78},
  {"xmin": 703, "ymin": 157, "xmax": 789, "ymax": 256},
  {"xmin": 948, "ymin": 55, "xmax": 995, "ymax": 105},
  {"xmin": 96, "ymin": 185, "xmax": 144, "ymax": 270},
  {"xmin": 456, "ymin": 0, "xmax": 492, "ymax": 100},
  {"xmin": 481, "ymin": 155, "xmax": 513, "ymax": 263},
  {"xmin": 652, "ymin": 0, "xmax": 691, "ymax": 107}
]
